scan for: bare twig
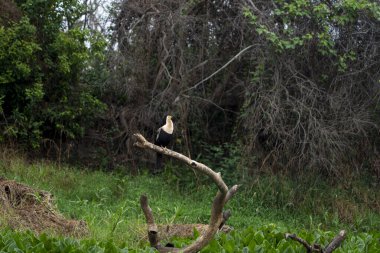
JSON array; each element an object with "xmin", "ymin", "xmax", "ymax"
[{"xmin": 183, "ymin": 45, "xmax": 255, "ymax": 93}]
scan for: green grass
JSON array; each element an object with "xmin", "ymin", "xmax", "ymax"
[
  {"xmin": 0, "ymin": 156, "xmax": 216, "ymax": 247},
  {"xmin": 0, "ymin": 152, "xmax": 380, "ymax": 250},
  {"xmin": 1, "ymin": 223, "xmax": 380, "ymax": 252}
]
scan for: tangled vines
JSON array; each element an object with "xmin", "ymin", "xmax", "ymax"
[{"xmin": 108, "ymin": 0, "xmax": 380, "ymax": 175}]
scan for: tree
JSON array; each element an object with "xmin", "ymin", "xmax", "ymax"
[
  {"xmin": 0, "ymin": 0, "xmax": 106, "ymax": 151},
  {"xmin": 110, "ymin": 0, "xmax": 380, "ymax": 176}
]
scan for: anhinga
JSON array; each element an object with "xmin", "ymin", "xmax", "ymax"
[{"xmin": 153, "ymin": 115, "xmax": 174, "ymax": 173}]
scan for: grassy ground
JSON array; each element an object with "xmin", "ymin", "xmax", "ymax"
[{"xmin": 0, "ymin": 150, "xmax": 379, "ymax": 248}]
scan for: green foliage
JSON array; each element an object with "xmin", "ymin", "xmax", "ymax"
[
  {"xmin": 0, "ymin": 18, "xmax": 39, "ymax": 84},
  {"xmin": 1, "ymin": 223, "xmax": 380, "ymax": 252},
  {"xmin": 0, "ymin": 0, "xmax": 106, "ymax": 148},
  {"xmin": 169, "ymin": 225, "xmax": 380, "ymax": 253},
  {"xmin": 2, "ymin": 156, "xmax": 380, "ymax": 248},
  {"xmin": 0, "ymin": 224, "xmax": 380, "ymax": 253},
  {"xmin": 0, "ymin": 229, "xmax": 144, "ymax": 253},
  {"xmin": 0, "ymin": 17, "xmax": 43, "ymax": 147},
  {"xmin": 243, "ymin": 0, "xmax": 380, "ymax": 57},
  {"xmin": 198, "ymin": 141, "xmax": 244, "ymax": 186}
]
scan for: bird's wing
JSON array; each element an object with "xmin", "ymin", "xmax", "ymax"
[{"xmin": 156, "ymin": 127, "xmax": 162, "ymax": 141}]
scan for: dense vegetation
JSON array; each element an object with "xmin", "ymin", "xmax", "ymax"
[
  {"xmin": 111, "ymin": 0, "xmax": 380, "ymax": 176},
  {"xmin": 0, "ymin": 0, "xmax": 379, "ymax": 177},
  {"xmin": 0, "ymin": 154, "xmax": 380, "ymax": 252},
  {"xmin": 1, "ymin": 226, "xmax": 379, "ymax": 252},
  {"xmin": 0, "ymin": 0, "xmax": 380, "ymax": 252},
  {"xmin": 0, "ymin": 0, "xmax": 105, "ymax": 152}
]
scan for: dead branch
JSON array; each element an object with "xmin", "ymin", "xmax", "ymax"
[
  {"xmin": 182, "ymin": 45, "xmax": 255, "ymax": 93},
  {"xmin": 285, "ymin": 233, "xmax": 318, "ymax": 252},
  {"xmin": 219, "ymin": 209, "xmax": 232, "ymax": 230},
  {"xmin": 285, "ymin": 230, "xmax": 346, "ymax": 253},
  {"xmin": 324, "ymin": 230, "xmax": 347, "ymax": 253},
  {"xmin": 134, "ymin": 133, "xmax": 229, "ymax": 194},
  {"xmin": 134, "ymin": 133, "xmax": 238, "ymax": 253},
  {"xmin": 140, "ymin": 195, "xmax": 159, "ymax": 248}
]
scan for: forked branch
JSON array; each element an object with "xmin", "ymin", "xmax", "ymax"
[
  {"xmin": 285, "ymin": 230, "xmax": 346, "ymax": 253},
  {"xmin": 134, "ymin": 133, "xmax": 238, "ymax": 253}
]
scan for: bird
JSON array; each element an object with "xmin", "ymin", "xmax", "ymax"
[{"xmin": 153, "ymin": 115, "xmax": 174, "ymax": 174}]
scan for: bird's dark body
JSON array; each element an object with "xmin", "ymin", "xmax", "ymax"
[
  {"xmin": 153, "ymin": 127, "xmax": 173, "ymax": 174},
  {"xmin": 155, "ymin": 129, "xmax": 172, "ymax": 147}
]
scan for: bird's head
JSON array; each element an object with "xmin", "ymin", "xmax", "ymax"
[{"xmin": 165, "ymin": 115, "xmax": 174, "ymax": 132}]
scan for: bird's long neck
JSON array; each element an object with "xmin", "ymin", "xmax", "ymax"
[{"xmin": 162, "ymin": 118, "xmax": 173, "ymax": 134}]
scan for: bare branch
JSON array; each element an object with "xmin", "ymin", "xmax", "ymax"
[
  {"xmin": 225, "ymin": 184, "xmax": 239, "ymax": 204},
  {"xmin": 134, "ymin": 133, "xmax": 238, "ymax": 253},
  {"xmin": 133, "ymin": 133, "xmax": 228, "ymax": 194},
  {"xmin": 285, "ymin": 230, "xmax": 347, "ymax": 253},
  {"xmin": 219, "ymin": 210, "xmax": 232, "ymax": 230},
  {"xmin": 325, "ymin": 230, "xmax": 347, "ymax": 253},
  {"xmin": 285, "ymin": 233, "xmax": 314, "ymax": 252},
  {"xmin": 182, "ymin": 45, "xmax": 255, "ymax": 94},
  {"xmin": 140, "ymin": 195, "xmax": 159, "ymax": 248}
]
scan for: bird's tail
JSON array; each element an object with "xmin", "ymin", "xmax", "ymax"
[{"xmin": 153, "ymin": 153, "xmax": 163, "ymax": 174}]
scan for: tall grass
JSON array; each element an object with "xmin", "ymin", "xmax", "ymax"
[{"xmin": 0, "ymin": 150, "xmax": 379, "ymax": 247}]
